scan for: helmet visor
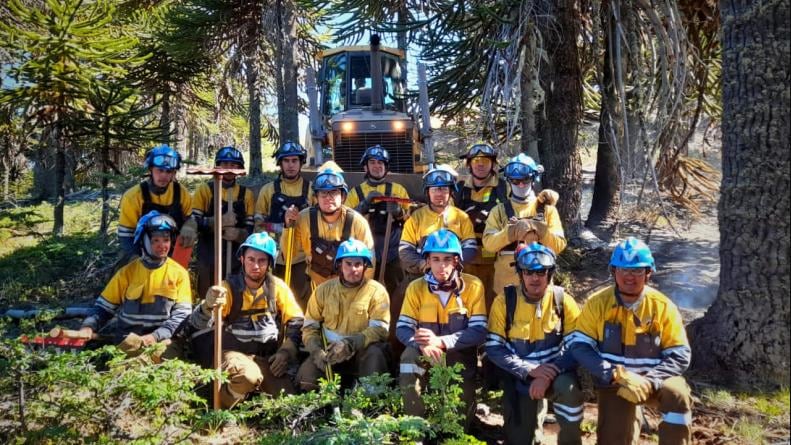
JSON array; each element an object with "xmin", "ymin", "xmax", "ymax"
[
  {"xmin": 315, "ymin": 172, "xmax": 346, "ymax": 189},
  {"xmin": 423, "ymin": 170, "xmax": 455, "ymax": 187},
  {"xmin": 467, "ymin": 144, "xmax": 497, "ymax": 158},
  {"xmin": 151, "ymin": 154, "xmax": 180, "ymax": 170},
  {"xmin": 516, "ymin": 250, "xmax": 555, "ymax": 271}
]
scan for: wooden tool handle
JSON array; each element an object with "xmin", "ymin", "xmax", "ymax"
[{"xmin": 49, "ymin": 327, "xmax": 94, "ymax": 340}]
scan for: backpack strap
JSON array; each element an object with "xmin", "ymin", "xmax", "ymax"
[
  {"xmin": 301, "ymin": 178, "xmax": 309, "ymax": 199},
  {"xmin": 274, "ymin": 178, "xmax": 282, "ymax": 196},
  {"xmin": 171, "ymin": 181, "xmax": 181, "ymax": 215},
  {"xmin": 385, "ymin": 182, "xmax": 392, "ymax": 197},
  {"xmin": 504, "ymin": 284, "xmax": 518, "ymax": 341},
  {"xmin": 354, "ymin": 185, "xmax": 365, "ymax": 203},
  {"xmin": 140, "ymin": 181, "xmax": 152, "ymax": 204},
  {"xmin": 553, "ymin": 285, "xmax": 565, "ymax": 332},
  {"xmin": 494, "ymin": 179, "xmax": 508, "ymax": 203},
  {"xmin": 341, "ymin": 209, "xmax": 355, "ymax": 240},
  {"xmin": 237, "ymin": 273, "xmax": 278, "ymax": 320},
  {"xmin": 309, "ymin": 207, "xmax": 319, "ymax": 243},
  {"xmin": 504, "ymin": 200, "xmax": 516, "ymax": 219},
  {"xmin": 225, "ymin": 274, "xmax": 246, "ymax": 324}
]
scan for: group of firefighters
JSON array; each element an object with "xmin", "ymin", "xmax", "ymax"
[{"xmin": 77, "ymin": 141, "xmax": 693, "ymax": 444}]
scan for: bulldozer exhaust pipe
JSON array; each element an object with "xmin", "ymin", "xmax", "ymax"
[{"xmin": 370, "ymin": 35, "xmax": 384, "ymax": 112}]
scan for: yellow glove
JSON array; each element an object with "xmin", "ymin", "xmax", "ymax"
[
  {"xmin": 179, "ymin": 218, "xmax": 198, "ymax": 247},
  {"xmin": 613, "ymin": 365, "xmax": 653, "ymax": 404},
  {"xmin": 537, "ymin": 189, "xmax": 560, "ymax": 206},
  {"xmin": 202, "ymin": 285, "xmax": 227, "ymax": 314}
]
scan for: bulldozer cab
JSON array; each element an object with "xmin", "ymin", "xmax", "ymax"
[{"xmin": 319, "ymin": 46, "xmax": 406, "ymax": 116}]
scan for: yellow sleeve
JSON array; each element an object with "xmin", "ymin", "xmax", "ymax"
[
  {"xmin": 401, "ymin": 212, "xmax": 420, "ymax": 246},
  {"xmin": 118, "ymin": 186, "xmax": 142, "ymax": 232},
  {"xmin": 393, "ymin": 183, "xmax": 411, "ymax": 213},
  {"xmin": 307, "ymin": 183, "xmax": 316, "ymax": 206},
  {"xmin": 659, "ymin": 301, "xmax": 689, "ymax": 349},
  {"xmin": 275, "ymin": 279, "xmax": 304, "ymax": 324},
  {"xmin": 302, "ymin": 284, "xmax": 325, "ymax": 347},
  {"xmin": 191, "ymin": 183, "xmax": 212, "ymax": 214},
  {"xmin": 244, "ymin": 185, "xmax": 256, "ymax": 222},
  {"xmin": 574, "ymin": 289, "xmax": 607, "ymax": 341},
  {"xmin": 540, "ymin": 205, "xmax": 567, "ymax": 254},
  {"xmin": 345, "ymin": 186, "xmax": 362, "ymax": 209},
  {"xmin": 562, "ymin": 294, "xmax": 582, "ymax": 335},
  {"xmin": 482, "ymin": 205, "xmax": 512, "ymax": 253},
  {"xmin": 363, "ymin": 282, "xmax": 391, "ymax": 345},
  {"xmin": 177, "ymin": 183, "xmax": 192, "ymax": 221},
  {"xmin": 254, "ymin": 183, "xmax": 273, "ymax": 223},
  {"xmin": 100, "ymin": 268, "xmax": 129, "ymax": 305},
  {"xmin": 467, "ymin": 277, "xmax": 487, "ymax": 317},
  {"xmin": 457, "ymin": 209, "xmax": 476, "ymax": 241},
  {"xmin": 488, "ymin": 295, "xmax": 507, "ymax": 338},
  {"xmin": 400, "ymin": 281, "xmax": 423, "ymax": 321},
  {"xmin": 173, "ymin": 264, "xmax": 193, "ymax": 304}
]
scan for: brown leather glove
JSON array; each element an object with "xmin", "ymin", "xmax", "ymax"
[
  {"xmin": 325, "ymin": 339, "xmax": 355, "ymax": 365},
  {"xmin": 202, "ymin": 285, "xmax": 227, "ymax": 315},
  {"xmin": 179, "ymin": 218, "xmax": 198, "ymax": 247},
  {"xmin": 268, "ymin": 349, "xmax": 291, "ymax": 377},
  {"xmin": 613, "ymin": 365, "xmax": 653, "ymax": 404},
  {"xmin": 507, "ymin": 219, "xmax": 533, "ymax": 242},
  {"xmin": 537, "ymin": 189, "xmax": 560, "ymax": 206},
  {"xmin": 311, "ymin": 349, "xmax": 329, "ymax": 369},
  {"xmin": 525, "ymin": 219, "xmax": 548, "ymax": 239},
  {"xmin": 118, "ymin": 332, "xmax": 144, "ymax": 356},
  {"xmin": 222, "ymin": 227, "xmax": 248, "ymax": 243}
]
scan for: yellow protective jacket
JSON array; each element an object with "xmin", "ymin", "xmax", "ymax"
[
  {"xmin": 254, "ymin": 177, "xmax": 314, "ymax": 265},
  {"xmin": 566, "ymin": 285, "xmax": 691, "ymax": 389},
  {"xmin": 191, "ymin": 181, "xmax": 255, "ymax": 233},
  {"xmin": 117, "ymin": 181, "xmax": 192, "ymax": 253},
  {"xmin": 453, "ymin": 174, "xmax": 510, "ymax": 262},
  {"xmin": 395, "ymin": 273, "xmax": 487, "ymax": 351},
  {"xmin": 82, "ymin": 258, "xmax": 192, "ymax": 342},
  {"xmin": 288, "ymin": 206, "xmax": 375, "ymax": 285},
  {"xmin": 302, "ymin": 278, "xmax": 390, "ymax": 351},
  {"xmin": 345, "ymin": 180, "xmax": 411, "ymax": 263},
  {"xmin": 486, "ymin": 285, "xmax": 580, "ymax": 380},
  {"xmin": 399, "ymin": 205, "xmax": 477, "ymax": 275}
]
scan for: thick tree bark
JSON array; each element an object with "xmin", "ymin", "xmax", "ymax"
[
  {"xmin": 688, "ymin": 0, "xmax": 790, "ymax": 388},
  {"xmin": 536, "ymin": 0, "xmax": 583, "ymax": 235},
  {"xmin": 100, "ymin": 117, "xmax": 111, "ymax": 237},
  {"xmin": 53, "ymin": 124, "xmax": 65, "ymax": 237},
  {"xmin": 520, "ymin": 27, "xmax": 540, "ymax": 161},
  {"xmin": 247, "ymin": 59, "xmax": 263, "ymax": 177},
  {"xmin": 280, "ymin": 0, "xmax": 300, "ymax": 143},
  {"xmin": 587, "ymin": 0, "xmax": 621, "ymax": 228}
]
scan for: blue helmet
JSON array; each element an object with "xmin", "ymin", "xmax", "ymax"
[
  {"xmin": 236, "ymin": 232, "xmax": 278, "ymax": 265},
  {"xmin": 421, "ymin": 228, "xmax": 463, "ymax": 259},
  {"xmin": 460, "ymin": 142, "xmax": 498, "ymax": 161},
  {"xmin": 423, "ymin": 167, "xmax": 456, "ymax": 190},
  {"xmin": 334, "ymin": 238, "xmax": 373, "ymax": 268},
  {"xmin": 609, "ymin": 237, "xmax": 656, "ymax": 271},
  {"xmin": 275, "ymin": 141, "xmax": 307, "ymax": 163},
  {"xmin": 312, "ymin": 169, "xmax": 348, "ymax": 194},
  {"xmin": 215, "ymin": 146, "xmax": 244, "ymax": 168},
  {"xmin": 132, "ymin": 210, "xmax": 178, "ymax": 258},
  {"xmin": 515, "ymin": 242, "xmax": 557, "ymax": 272},
  {"xmin": 144, "ymin": 145, "xmax": 181, "ymax": 171},
  {"xmin": 360, "ymin": 145, "xmax": 390, "ymax": 166},
  {"xmin": 503, "ymin": 153, "xmax": 542, "ymax": 182}
]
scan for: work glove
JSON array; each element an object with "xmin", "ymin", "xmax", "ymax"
[
  {"xmin": 507, "ymin": 219, "xmax": 534, "ymax": 242},
  {"xmin": 310, "ymin": 349, "xmax": 329, "ymax": 370},
  {"xmin": 222, "ymin": 227, "xmax": 248, "ymax": 243},
  {"xmin": 537, "ymin": 189, "xmax": 560, "ymax": 206},
  {"xmin": 268, "ymin": 349, "xmax": 292, "ymax": 377},
  {"xmin": 206, "ymin": 212, "xmax": 237, "ymax": 230},
  {"xmin": 118, "ymin": 332, "xmax": 144, "ymax": 356},
  {"xmin": 613, "ymin": 365, "xmax": 653, "ymax": 404},
  {"xmin": 387, "ymin": 201, "xmax": 405, "ymax": 219},
  {"xmin": 284, "ymin": 205, "xmax": 299, "ymax": 228},
  {"xmin": 202, "ymin": 285, "xmax": 227, "ymax": 315},
  {"xmin": 326, "ymin": 339, "xmax": 356, "ymax": 365},
  {"xmin": 179, "ymin": 218, "xmax": 198, "ymax": 248},
  {"xmin": 526, "ymin": 218, "xmax": 548, "ymax": 239}
]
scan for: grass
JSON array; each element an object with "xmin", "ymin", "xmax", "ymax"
[{"xmin": 700, "ymin": 386, "xmax": 790, "ymax": 444}]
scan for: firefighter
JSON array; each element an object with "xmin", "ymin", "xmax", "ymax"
[
  {"xmin": 80, "ymin": 211, "xmax": 191, "ymax": 359},
  {"xmin": 190, "ymin": 146, "xmax": 254, "ymax": 299},
  {"xmin": 482, "ymin": 153, "xmax": 566, "ymax": 295},
  {"xmin": 396, "ymin": 229, "xmax": 487, "ymax": 428},
  {"xmin": 566, "ymin": 237, "xmax": 693, "ymax": 445},
  {"xmin": 191, "ymin": 232, "xmax": 304, "ymax": 408},
  {"xmin": 455, "ymin": 142, "xmax": 509, "ymax": 309},
  {"xmin": 286, "ymin": 168, "xmax": 374, "ymax": 289},
  {"xmin": 296, "ymin": 238, "xmax": 390, "ymax": 391},
  {"xmin": 486, "ymin": 242, "xmax": 583, "ymax": 445},
  {"xmin": 254, "ymin": 141, "xmax": 314, "ymax": 308},
  {"xmin": 117, "ymin": 145, "xmax": 194, "ymax": 257},
  {"xmin": 399, "ymin": 166, "xmax": 477, "ymax": 281}
]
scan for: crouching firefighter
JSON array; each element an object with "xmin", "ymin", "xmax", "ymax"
[
  {"xmin": 296, "ymin": 238, "xmax": 391, "ymax": 391},
  {"xmin": 80, "ymin": 211, "xmax": 192, "ymax": 360},
  {"xmin": 288, "ymin": 168, "xmax": 374, "ymax": 289},
  {"xmin": 486, "ymin": 242, "xmax": 583, "ymax": 445},
  {"xmin": 190, "ymin": 232, "xmax": 304, "ymax": 408}
]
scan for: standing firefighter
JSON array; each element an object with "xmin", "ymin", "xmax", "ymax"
[
  {"xmin": 254, "ymin": 141, "xmax": 314, "ymax": 308},
  {"xmin": 190, "ymin": 146, "xmax": 254, "ymax": 298},
  {"xmin": 567, "ymin": 238, "xmax": 693, "ymax": 445},
  {"xmin": 190, "ymin": 232, "xmax": 304, "ymax": 408},
  {"xmin": 118, "ymin": 145, "xmax": 194, "ymax": 258},
  {"xmin": 399, "ymin": 167, "xmax": 477, "ymax": 281},
  {"xmin": 455, "ymin": 143, "xmax": 509, "ymax": 309},
  {"xmin": 486, "ymin": 243, "xmax": 583, "ymax": 445},
  {"xmin": 396, "ymin": 229, "xmax": 487, "ymax": 428},
  {"xmin": 287, "ymin": 168, "xmax": 374, "ymax": 289},
  {"xmin": 482, "ymin": 154, "xmax": 566, "ymax": 293},
  {"xmin": 80, "ymin": 211, "xmax": 191, "ymax": 359},
  {"xmin": 296, "ymin": 238, "xmax": 390, "ymax": 391}
]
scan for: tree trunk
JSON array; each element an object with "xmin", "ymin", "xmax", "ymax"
[
  {"xmin": 397, "ymin": 5, "xmax": 409, "ymax": 87},
  {"xmin": 281, "ymin": 0, "xmax": 300, "ymax": 143},
  {"xmin": 688, "ymin": 0, "xmax": 790, "ymax": 388},
  {"xmin": 52, "ymin": 123, "xmax": 66, "ymax": 237},
  {"xmin": 587, "ymin": 0, "xmax": 621, "ymax": 228},
  {"xmin": 100, "ymin": 117, "xmax": 111, "ymax": 237},
  {"xmin": 520, "ymin": 26, "xmax": 540, "ymax": 161},
  {"xmin": 274, "ymin": 0, "xmax": 286, "ymax": 143},
  {"xmin": 536, "ymin": 0, "xmax": 583, "ymax": 236},
  {"xmin": 247, "ymin": 59, "xmax": 263, "ymax": 177}
]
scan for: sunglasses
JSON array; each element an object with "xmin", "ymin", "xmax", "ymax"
[
  {"xmin": 509, "ymin": 178, "xmax": 531, "ymax": 186},
  {"xmin": 522, "ymin": 269, "xmax": 549, "ymax": 276},
  {"xmin": 468, "ymin": 144, "xmax": 497, "ymax": 157},
  {"xmin": 615, "ymin": 267, "xmax": 648, "ymax": 276}
]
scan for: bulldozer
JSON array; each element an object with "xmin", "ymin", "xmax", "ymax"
[{"xmin": 303, "ymin": 35, "xmax": 435, "ymax": 198}]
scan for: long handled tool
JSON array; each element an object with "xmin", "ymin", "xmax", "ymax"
[
  {"xmin": 378, "ymin": 211, "xmax": 394, "ymax": 283},
  {"xmin": 283, "ymin": 226, "xmax": 295, "ymax": 287},
  {"xmin": 187, "ymin": 166, "xmax": 245, "ymax": 410},
  {"xmin": 225, "ymin": 188, "xmax": 233, "ymax": 279}
]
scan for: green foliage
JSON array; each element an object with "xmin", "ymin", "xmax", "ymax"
[
  {"xmin": 422, "ymin": 356, "xmax": 467, "ymax": 440},
  {"xmin": 0, "ymin": 320, "xmax": 216, "ymax": 444}
]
